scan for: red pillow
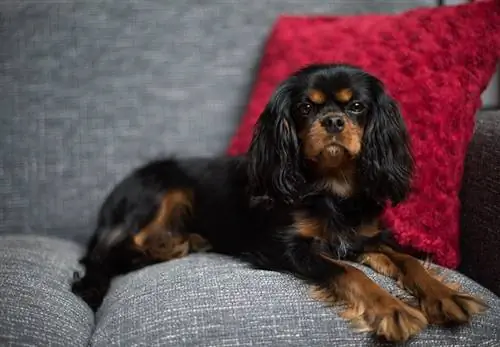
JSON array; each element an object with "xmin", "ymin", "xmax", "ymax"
[{"xmin": 227, "ymin": 1, "xmax": 500, "ymax": 268}]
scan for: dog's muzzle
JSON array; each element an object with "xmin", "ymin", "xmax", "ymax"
[{"xmin": 321, "ymin": 114, "xmax": 345, "ymax": 134}]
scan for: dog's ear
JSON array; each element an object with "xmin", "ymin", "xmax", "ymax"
[
  {"xmin": 247, "ymin": 81, "xmax": 304, "ymax": 206},
  {"xmin": 358, "ymin": 84, "xmax": 414, "ymax": 205}
]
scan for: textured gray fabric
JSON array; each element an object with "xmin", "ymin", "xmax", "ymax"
[
  {"xmin": 93, "ymin": 253, "xmax": 500, "ymax": 347},
  {"xmin": 459, "ymin": 110, "xmax": 500, "ymax": 297},
  {"xmin": 0, "ymin": 235, "xmax": 94, "ymax": 346},
  {"xmin": 1, "ymin": 235, "xmax": 498, "ymax": 346},
  {"xmin": 0, "ymin": 0, "xmax": 435, "ymax": 244}
]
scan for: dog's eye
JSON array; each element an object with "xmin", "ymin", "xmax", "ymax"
[
  {"xmin": 349, "ymin": 102, "xmax": 365, "ymax": 113},
  {"xmin": 298, "ymin": 103, "xmax": 312, "ymax": 115}
]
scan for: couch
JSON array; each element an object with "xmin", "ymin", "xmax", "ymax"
[{"xmin": 0, "ymin": 1, "xmax": 499, "ymax": 346}]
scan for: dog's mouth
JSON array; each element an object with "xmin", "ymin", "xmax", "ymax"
[
  {"xmin": 324, "ymin": 137, "xmax": 361, "ymax": 158},
  {"xmin": 310, "ymin": 143, "xmax": 348, "ymax": 169},
  {"xmin": 317, "ymin": 142, "xmax": 359, "ymax": 169},
  {"xmin": 325, "ymin": 141, "xmax": 358, "ymax": 158},
  {"xmin": 324, "ymin": 144, "xmax": 345, "ymax": 157},
  {"xmin": 305, "ymin": 142, "xmax": 354, "ymax": 170}
]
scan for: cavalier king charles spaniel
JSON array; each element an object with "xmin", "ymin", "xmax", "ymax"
[{"xmin": 72, "ymin": 64, "xmax": 486, "ymax": 342}]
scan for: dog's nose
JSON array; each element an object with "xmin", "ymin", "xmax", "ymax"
[{"xmin": 321, "ymin": 116, "xmax": 345, "ymax": 133}]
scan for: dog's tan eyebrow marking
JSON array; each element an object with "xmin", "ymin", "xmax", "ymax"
[
  {"xmin": 307, "ymin": 89, "xmax": 326, "ymax": 104},
  {"xmin": 335, "ymin": 88, "xmax": 353, "ymax": 103}
]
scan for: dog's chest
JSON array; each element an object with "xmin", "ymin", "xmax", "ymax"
[{"xmin": 323, "ymin": 177, "xmax": 353, "ymax": 197}]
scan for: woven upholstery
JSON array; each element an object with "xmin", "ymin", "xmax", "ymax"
[
  {"xmin": 0, "ymin": 236, "xmax": 94, "ymax": 346},
  {"xmin": 459, "ymin": 110, "xmax": 500, "ymax": 295},
  {"xmin": 1, "ymin": 235, "xmax": 499, "ymax": 346}
]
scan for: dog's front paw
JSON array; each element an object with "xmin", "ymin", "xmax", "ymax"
[
  {"xmin": 343, "ymin": 297, "xmax": 427, "ymax": 342},
  {"xmin": 420, "ymin": 287, "xmax": 488, "ymax": 325}
]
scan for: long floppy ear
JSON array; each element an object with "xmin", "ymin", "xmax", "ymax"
[
  {"xmin": 358, "ymin": 85, "xmax": 414, "ymax": 205},
  {"xmin": 246, "ymin": 81, "xmax": 305, "ymax": 206}
]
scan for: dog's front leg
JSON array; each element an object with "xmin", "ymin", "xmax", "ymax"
[
  {"xmin": 355, "ymin": 226, "xmax": 488, "ymax": 325},
  {"xmin": 281, "ymin": 233, "xmax": 427, "ymax": 342}
]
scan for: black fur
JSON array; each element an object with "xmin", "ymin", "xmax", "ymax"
[
  {"xmin": 247, "ymin": 79, "xmax": 305, "ymax": 205},
  {"xmin": 71, "ymin": 63, "xmax": 413, "ymax": 312},
  {"xmin": 358, "ymin": 80, "xmax": 414, "ymax": 205}
]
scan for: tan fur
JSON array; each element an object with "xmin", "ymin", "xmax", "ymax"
[
  {"xmin": 294, "ymin": 213, "xmax": 325, "ymax": 239},
  {"xmin": 384, "ymin": 247, "xmax": 487, "ymax": 324},
  {"xmin": 320, "ymin": 164, "xmax": 355, "ymax": 197},
  {"xmin": 136, "ymin": 229, "xmax": 211, "ymax": 262},
  {"xmin": 299, "ymin": 119, "xmax": 357, "ymax": 197},
  {"xmin": 361, "ymin": 245, "xmax": 488, "ymax": 324},
  {"xmin": 340, "ymin": 118, "xmax": 363, "ymax": 156},
  {"xmin": 359, "ymin": 253, "xmax": 399, "ymax": 279},
  {"xmin": 300, "ymin": 117, "xmax": 363, "ymax": 162},
  {"xmin": 299, "ymin": 113, "xmax": 362, "ymax": 197},
  {"xmin": 335, "ymin": 88, "xmax": 353, "ymax": 103},
  {"xmin": 189, "ymin": 233, "xmax": 213, "ymax": 252},
  {"xmin": 300, "ymin": 120, "xmax": 338, "ymax": 163},
  {"xmin": 312, "ymin": 256, "xmax": 427, "ymax": 342},
  {"xmin": 143, "ymin": 230, "xmax": 190, "ymax": 261},
  {"xmin": 308, "ymin": 89, "xmax": 326, "ymax": 104},
  {"xmin": 358, "ymin": 222, "xmax": 381, "ymax": 237},
  {"xmin": 132, "ymin": 190, "xmax": 211, "ymax": 261},
  {"xmin": 133, "ymin": 189, "xmax": 193, "ymax": 247}
]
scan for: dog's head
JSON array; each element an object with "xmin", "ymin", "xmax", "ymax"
[{"xmin": 247, "ymin": 63, "xmax": 414, "ymax": 206}]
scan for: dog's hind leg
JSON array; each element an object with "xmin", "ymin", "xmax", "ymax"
[
  {"xmin": 131, "ymin": 189, "xmax": 210, "ymax": 260},
  {"xmin": 71, "ymin": 189, "xmax": 210, "ymax": 311}
]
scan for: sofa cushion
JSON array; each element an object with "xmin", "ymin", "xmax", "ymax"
[
  {"xmin": 227, "ymin": 0, "xmax": 500, "ymax": 268},
  {"xmin": 1, "ymin": 235, "xmax": 498, "ymax": 346},
  {"xmin": 0, "ymin": 235, "xmax": 94, "ymax": 346},
  {"xmin": 459, "ymin": 110, "xmax": 500, "ymax": 296},
  {"xmin": 92, "ymin": 253, "xmax": 500, "ymax": 346}
]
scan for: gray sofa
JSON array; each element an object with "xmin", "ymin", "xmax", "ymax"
[{"xmin": 1, "ymin": 1, "xmax": 499, "ymax": 346}]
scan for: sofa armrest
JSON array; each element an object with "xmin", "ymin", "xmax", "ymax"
[{"xmin": 459, "ymin": 110, "xmax": 500, "ymax": 296}]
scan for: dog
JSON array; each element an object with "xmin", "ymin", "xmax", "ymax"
[{"xmin": 72, "ymin": 63, "xmax": 487, "ymax": 342}]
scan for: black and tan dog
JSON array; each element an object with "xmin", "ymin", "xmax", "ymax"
[{"xmin": 72, "ymin": 64, "xmax": 486, "ymax": 342}]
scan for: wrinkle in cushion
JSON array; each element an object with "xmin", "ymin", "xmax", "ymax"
[{"xmin": 0, "ymin": 235, "xmax": 94, "ymax": 346}]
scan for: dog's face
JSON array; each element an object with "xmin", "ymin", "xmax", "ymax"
[
  {"xmin": 247, "ymin": 64, "xmax": 414, "ymax": 206},
  {"xmin": 293, "ymin": 70, "xmax": 370, "ymax": 170}
]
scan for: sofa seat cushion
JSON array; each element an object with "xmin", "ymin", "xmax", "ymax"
[
  {"xmin": 1, "ymin": 235, "xmax": 498, "ymax": 346},
  {"xmin": 93, "ymin": 253, "xmax": 500, "ymax": 346},
  {"xmin": 0, "ymin": 235, "xmax": 94, "ymax": 346}
]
